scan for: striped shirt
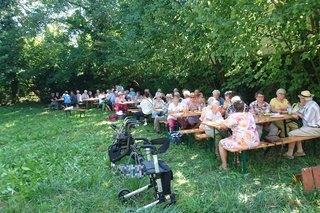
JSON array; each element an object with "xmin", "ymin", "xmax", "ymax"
[{"xmin": 299, "ymin": 100, "xmax": 320, "ymax": 127}]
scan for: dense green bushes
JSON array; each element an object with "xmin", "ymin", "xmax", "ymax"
[{"xmin": 1, "ymin": 0, "xmax": 319, "ymax": 103}]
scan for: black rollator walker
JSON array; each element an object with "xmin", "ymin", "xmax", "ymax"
[{"xmin": 108, "ymin": 117, "xmax": 176, "ymax": 211}]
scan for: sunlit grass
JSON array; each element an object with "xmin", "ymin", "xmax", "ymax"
[{"xmin": 0, "ymin": 104, "xmax": 319, "ymax": 212}]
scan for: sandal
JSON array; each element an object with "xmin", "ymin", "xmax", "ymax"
[
  {"xmin": 283, "ymin": 152, "xmax": 294, "ymax": 160},
  {"xmin": 294, "ymin": 152, "xmax": 306, "ymax": 157}
]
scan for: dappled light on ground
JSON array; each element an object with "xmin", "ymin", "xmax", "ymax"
[{"xmin": 0, "ymin": 106, "xmax": 319, "ymax": 212}]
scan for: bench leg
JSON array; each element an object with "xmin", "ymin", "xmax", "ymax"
[{"xmin": 241, "ymin": 151, "xmax": 247, "ymax": 175}]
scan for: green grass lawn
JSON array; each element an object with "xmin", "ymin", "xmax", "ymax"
[{"xmin": 0, "ymin": 104, "xmax": 319, "ymax": 212}]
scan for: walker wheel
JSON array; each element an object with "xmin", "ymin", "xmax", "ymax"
[{"xmin": 118, "ymin": 188, "xmax": 132, "ymax": 202}]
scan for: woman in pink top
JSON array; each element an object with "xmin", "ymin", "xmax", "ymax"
[
  {"xmin": 115, "ymin": 92, "xmax": 128, "ymax": 113},
  {"xmin": 218, "ymin": 100, "xmax": 260, "ymax": 169}
]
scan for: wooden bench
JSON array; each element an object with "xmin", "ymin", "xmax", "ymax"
[
  {"xmin": 225, "ymin": 136, "xmax": 320, "ymax": 175},
  {"xmin": 128, "ymin": 108, "xmax": 140, "ymax": 114},
  {"xmin": 177, "ymin": 128, "xmax": 205, "ymax": 148},
  {"xmin": 65, "ymin": 108, "xmax": 87, "ymax": 117},
  {"xmin": 179, "ymin": 128, "xmax": 204, "ymax": 134}
]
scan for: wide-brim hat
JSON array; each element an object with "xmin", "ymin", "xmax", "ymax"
[
  {"xmin": 166, "ymin": 94, "xmax": 173, "ymax": 99},
  {"xmin": 298, "ymin": 90, "xmax": 314, "ymax": 99}
]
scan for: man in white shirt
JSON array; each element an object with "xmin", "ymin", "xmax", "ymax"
[{"xmin": 284, "ymin": 90, "xmax": 320, "ymax": 159}]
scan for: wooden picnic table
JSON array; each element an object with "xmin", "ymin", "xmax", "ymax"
[
  {"xmin": 118, "ymin": 101, "xmax": 135, "ymax": 105},
  {"xmin": 56, "ymin": 98, "xmax": 64, "ymax": 102},
  {"xmin": 154, "ymin": 108, "xmax": 163, "ymax": 112},
  {"xmin": 201, "ymin": 113, "xmax": 295, "ymax": 138},
  {"xmin": 82, "ymin": 98, "xmax": 99, "ymax": 108},
  {"xmin": 169, "ymin": 110, "xmax": 202, "ymax": 119},
  {"xmin": 169, "ymin": 110, "xmax": 202, "ymax": 129}
]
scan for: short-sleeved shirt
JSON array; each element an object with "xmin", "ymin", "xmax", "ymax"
[
  {"xmin": 63, "ymin": 94, "xmax": 71, "ymax": 104},
  {"xmin": 140, "ymin": 98, "xmax": 153, "ymax": 115},
  {"xmin": 249, "ymin": 100, "xmax": 270, "ymax": 114},
  {"xmin": 299, "ymin": 100, "xmax": 320, "ymax": 127},
  {"xmin": 220, "ymin": 112, "xmax": 260, "ymax": 149},
  {"xmin": 201, "ymin": 110, "xmax": 223, "ymax": 130},
  {"xmin": 167, "ymin": 103, "xmax": 183, "ymax": 120},
  {"xmin": 152, "ymin": 99, "xmax": 165, "ymax": 109},
  {"xmin": 270, "ymin": 98, "xmax": 289, "ymax": 111}
]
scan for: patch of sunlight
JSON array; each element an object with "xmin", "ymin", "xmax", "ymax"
[
  {"xmin": 5, "ymin": 122, "xmax": 15, "ymax": 128},
  {"xmin": 253, "ymin": 178, "xmax": 261, "ymax": 185},
  {"xmin": 94, "ymin": 120, "xmax": 109, "ymax": 126},
  {"xmin": 190, "ymin": 154, "xmax": 198, "ymax": 160},
  {"xmin": 103, "ymin": 181, "xmax": 111, "ymax": 189},
  {"xmin": 178, "ymin": 162, "xmax": 187, "ymax": 167},
  {"xmin": 39, "ymin": 111, "xmax": 49, "ymax": 115},
  {"xmin": 175, "ymin": 171, "xmax": 189, "ymax": 186},
  {"xmin": 238, "ymin": 192, "xmax": 257, "ymax": 203}
]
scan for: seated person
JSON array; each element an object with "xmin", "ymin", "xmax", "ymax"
[
  {"xmin": 154, "ymin": 94, "xmax": 173, "ymax": 133},
  {"xmin": 199, "ymin": 100, "xmax": 224, "ymax": 158},
  {"xmin": 270, "ymin": 88, "xmax": 297, "ymax": 137},
  {"xmin": 134, "ymin": 91, "xmax": 143, "ymax": 104},
  {"xmin": 49, "ymin": 92, "xmax": 59, "ymax": 109},
  {"xmin": 152, "ymin": 94, "xmax": 165, "ymax": 118},
  {"xmin": 94, "ymin": 90, "xmax": 100, "ymax": 98},
  {"xmin": 181, "ymin": 90, "xmax": 191, "ymax": 109},
  {"xmin": 108, "ymin": 90, "xmax": 116, "ymax": 110},
  {"xmin": 221, "ymin": 91, "xmax": 235, "ymax": 117},
  {"xmin": 212, "ymin": 89, "xmax": 225, "ymax": 106},
  {"xmin": 98, "ymin": 91, "xmax": 108, "ymax": 111},
  {"xmin": 88, "ymin": 91, "xmax": 94, "ymax": 98},
  {"xmin": 115, "ymin": 92, "xmax": 128, "ymax": 114},
  {"xmin": 186, "ymin": 93, "xmax": 201, "ymax": 127},
  {"xmin": 167, "ymin": 95, "xmax": 185, "ymax": 132},
  {"xmin": 76, "ymin": 90, "xmax": 82, "ymax": 103},
  {"xmin": 283, "ymin": 90, "xmax": 320, "ymax": 159},
  {"xmin": 70, "ymin": 91, "xmax": 78, "ymax": 107},
  {"xmin": 62, "ymin": 91, "xmax": 71, "ymax": 107},
  {"xmin": 249, "ymin": 91, "xmax": 278, "ymax": 139},
  {"xmin": 81, "ymin": 90, "xmax": 89, "ymax": 100},
  {"xmin": 136, "ymin": 92, "xmax": 153, "ymax": 126},
  {"xmin": 129, "ymin": 88, "xmax": 136, "ymax": 100},
  {"xmin": 218, "ymin": 100, "xmax": 260, "ymax": 169}
]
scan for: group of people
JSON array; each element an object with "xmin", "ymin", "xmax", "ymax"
[
  {"xmin": 122, "ymin": 87, "xmax": 319, "ymax": 170},
  {"xmin": 50, "ymin": 86, "xmax": 320, "ymax": 170}
]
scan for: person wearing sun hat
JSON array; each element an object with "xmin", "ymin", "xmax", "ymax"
[{"xmin": 283, "ymin": 90, "xmax": 320, "ymax": 159}]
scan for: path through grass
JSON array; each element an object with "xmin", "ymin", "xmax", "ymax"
[{"xmin": 0, "ymin": 105, "xmax": 319, "ymax": 212}]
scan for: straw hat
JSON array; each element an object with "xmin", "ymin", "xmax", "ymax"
[{"xmin": 298, "ymin": 90, "xmax": 314, "ymax": 99}]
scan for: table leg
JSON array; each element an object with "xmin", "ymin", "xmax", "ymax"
[
  {"xmin": 283, "ymin": 120, "xmax": 288, "ymax": 137},
  {"xmin": 241, "ymin": 151, "xmax": 247, "ymax": 175}
]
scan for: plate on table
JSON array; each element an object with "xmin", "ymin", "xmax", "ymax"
[
  {"xmin": 270, "ymin": 113, "xmax": 284, "ymax": 118},
  {"xmin": 175, "ymin": 112, "xmax": 183, "ymax": 116}
]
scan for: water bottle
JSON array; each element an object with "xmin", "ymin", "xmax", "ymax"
[{"xmin": 287, "ymin": 107, "xmax": 292, "ymax": 115}]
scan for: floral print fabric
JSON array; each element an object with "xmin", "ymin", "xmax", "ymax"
[{"xmin": 220, "ymin": 112, "xmax": 260, "ymax": 149}]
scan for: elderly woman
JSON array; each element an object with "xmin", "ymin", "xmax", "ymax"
[
  {"xmin": 283, "ymin": 90, "xmax": 320, "ymax": 159},
  {"xmin": 154, "ymin": 94, "xmax": 173, "ymax": 133},
  {"xmin": 212, "ymin": 89, "xmax": 225, "ymax": 106},
  {"xmin": 221, "ymin": 91, "xmax": 235, "ymax": 117},
  {"xmin": 218, "ymin": 100, "xmax": 260, "ymax": 169},
  {"xmin": 200, "ymin": 100, "xmax": 224, "ymax": 158},
  {"xmin": 136, "ymin": 92, "xmax": 153, "ymax": 126},
  {"xmin": 167, "ymin": 95, "xmax": 185, "ymax": 131},
  {"xmin": 115, "ymin": 92, "xmax": 128, "ymax": 114},
  {"xmin": 186, "ymin": 92, "xmax": 201, "ymax": 127},
  {"xmin": 270, "ymin": 88, "xmax": 298, "ymax": 137},
  {"xmin": 152, "ymin": 94, "xmax": 165, "ymax": 118},
  {"xmin": 249, "ymin": 91, "xmax": 278, "ymax": 139}
]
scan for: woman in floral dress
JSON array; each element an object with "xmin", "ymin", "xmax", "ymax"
[{"xmin": 218, "ymin": 100, "xmax": 260, "ymax": 169}]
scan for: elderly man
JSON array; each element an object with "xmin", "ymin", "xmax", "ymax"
[
  {"xmin": 212, "ymin": 89, "xmax": 225, "ymax": 106},
  {"xmin": 283, "ymin": 90, "xmax": 320, "ymax": 159}
]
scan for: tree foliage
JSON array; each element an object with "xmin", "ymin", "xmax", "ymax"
[{"xmin": 1, "ymin": 0, "xmax": 319, "ymax": 103}]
